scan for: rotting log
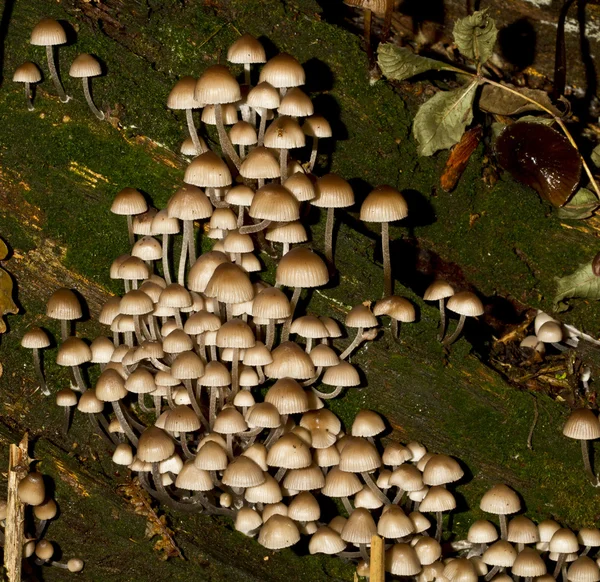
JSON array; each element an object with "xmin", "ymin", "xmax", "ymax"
[{"xmin": 0, "ymin": 1, "xmax": 600, "ymax": 580}]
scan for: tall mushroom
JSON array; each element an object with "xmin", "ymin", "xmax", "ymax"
[
  {"xmin": 13, "ymin": 62, "xmax": 42, "ymax": 111},
  {"xmin": 562, "ymin": 408, "xmax": 600, "ymax": 486},
  {"xmin": 30, "ymin": 18, "xmax": 70, "ymax": 103},
  {"xmin": 227, "ymin": 33, "xmax": 266, "ymax": 88},
  {"xmin": 69, "ymin": 54, "xmax": 104, "ymax": 120},
  {"xmin": 360, "ymin": 185, "xmax": 408, "ymax": 297},
  {"xmin": 167, "ymin": 76, "xmax": 205, "ymax": 155},
  {"xmin": 442, "ymin": 291, "xmax": 484, "ymax": 346}
]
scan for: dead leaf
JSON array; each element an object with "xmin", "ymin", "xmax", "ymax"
[
  {"xmin": 441, "ymin": 126, "xmax": 482, "ymax": 192},
  {"xmin": 479, "ymin": 84, "xmax": 561, "ymax": 116}
]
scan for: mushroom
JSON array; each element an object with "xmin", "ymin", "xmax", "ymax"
[
  {"xmin": 30, "ymin": 18, "xmax": 70, "ymax": 103},
  {"xmin": 69, "ymin": 53, "xmax": 104, "ymax": 120},
  {"xmin": 360, "ymin": 185, "xmax": 408, "ymax": 297},
  {"xmin": 21, "ymin": 326, "xmax": 51, "ymax": 395},
  {"xmin": 167, "ymin": 76, "xmax": 205, "ymax": 154},
  {"xmin": 226, "ymin": 33, "xmax": 266, "ymax": 88},
  {"xmin": 13, "ymin": 62, "xmax": 42, "ymax": 111},
  {"xmin": 343, "ymin": 0, "xmax": 393, "ymax": 62},
  {"xmin": 442, "ymin": 291, "xmax": 484, "ymax": 346},
  {"xmin": 423, "ymin": 280, "xmax": 455, "ymax": 341},
  {"xmin": 562, "ymin": 408, "xmax": 600, "ymax": 486}
]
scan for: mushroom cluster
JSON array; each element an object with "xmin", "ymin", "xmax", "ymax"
[
  {"xmin": 1, "ymin": 468, "xmax": 84, "ymax": 574},
  {"xmin": 13, "ymin": 18, "xmax": 104, "ymax": 118}
]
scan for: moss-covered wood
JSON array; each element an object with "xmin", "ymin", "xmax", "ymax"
[{"xmin": 0, "ymin": 1, "xmax": 600, "ymax": 580}]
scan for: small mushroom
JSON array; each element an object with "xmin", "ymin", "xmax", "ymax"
[
  {"xmin": 30, "ymin": 18, "xmax": 71, "ymax": 103},
  {"xmin": 69, "ymin": 54, "xmax": 104, "ymax": 120},
  {"xmin": 562, "ymin": 408, "xmax": 600, "ymax": 486},
  {"xmin": 496, "ymin": 122, "xmax": 581, "ymax": 208},
  {"xmin": 21, "ymin": 326, "xmax": 51, "ymax": 395},
  {"xmin": 13, "ymin": 62, "xmax": 42, "ymax": 111},
  {"xmin": 442, "ymin": 291, "xmax": 484, "ymax": 346}
]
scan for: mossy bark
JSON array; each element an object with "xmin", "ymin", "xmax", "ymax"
[{"xmin": 0, "ymin": 1, "xmax": 600, "ymax": 580}]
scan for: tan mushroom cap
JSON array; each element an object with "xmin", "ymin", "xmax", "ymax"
[
  {"xmin": 563, "ymin": 409, "xmax": 600, "ymax": 440},
  {"xmin": 549, "ymin": 528, "xmax": 579, "ymax": 554},
  {"xmin": 184, "ymin": 151, "xmax": 232, "ymax": 188},
  {"xmin": 278, "ymin": 88, "xmax": 314, "ymax": 117},
  {"xmin": 264, "ymin": 342, "xmax": 315, "ymax": 380},
  {"xmin": 264, "ymin": 116, "xmax": 306, "ymax": 149},
  {"xmin": 30, "ymin": 18, "xmax": 67, "ymax": 46},
  {"xmin": 377, "ymin": 505, "xmax": 414, "ymax": 539},
  {"xmin": 512, "ymin": 548, "xmax": 547, "ymax": 577},
  {"xmin": 287, "ymin": 491, "xmax": 322, "ymax": 521},
  {"xmin": 201, "ymin": 103, "xmax": 238, "ymax": 125},
  {"xmin": 245, "ymin": 473, "xmax": 283, "ymax": 504},
  {"xmin": 252, "ymin": 287, "xmax": 291, "ymax": 319},
  {"xmin": 259, "ymin": 53, "xmax": 305, "ymax": 88},
  {"xmin": 267, "ymin": 433, "xmax": 312, "ymax": 469},
  {"xmin": 167, "ymin": 76, "xmax": 202, "ymax": 109},
  {"xmin": 385, "ymin": 543, "xmax": 422, "ymax": 576},
  {"xmin": 309, "ymin": 526, "xmax": 347, "ymax": 555},
  {"xmin": 195, "ymin": 64, "xmax": 241, "ymax": 105},
  {"xmin": 322, "ymin": 360, "xmax": 360, "ymax": 387},
  {"xmin": 222, "ymin": 456, "xmax": 265, "ymax": 488},
  {"xmin": 345, "ymin": 304, "xmax": 378, "ymax": 328},
  {"xmin": 360, "ymin": 185, "xmax": 408, "ymax": 223},
  {"xmin": 481, "ymin": 541, "xmax": 518, "ymax": 567},
  {"xmin": 339, "ymin": 437, "xmax": 382, "ymax": 472},
  {"xmin": 111, "ymin": 187, "xmax": 147, "ymax": 215},
  {"xmin": 284, "ymin": 172, "xmax": 315, "ymax": 202},
  {"xmin": 382, "ymin": 442, "xmax": 412, "ymax": 466},
  {"xmin": 13, "ymin": 62, "xmax": 42, "ymax": 83},
  {"xmin": 69, "ymin": 53, "xmax": 102, "ymax": 78},
  {"xmin": 567, "ymin": 556, "xmax": 600, "ymax": 582},
  {"xmin": 276, "ymin": 247, "xmax": 329, "ymax": 288},
  {"xmin": 373, "ymin": 295, "xmax": 416, "ymax": 322},
  {"xmin": 247, "ymin": 81, "xmax": 280, "ymax": 109},
  {"xmin": 225, "ymin": 185, "xmax": 254, "ymax": 207},
  {"xmin": 424, "ymin": 279, "xmax": 455, "ymax": 301},
  {"xmin": 507, "ymin": 516, "xmax": 540, "ymax": 544},
  {"xmin": 480, "ymin": 484, "xmax": 521, "ymax": 515},
  {"xmin": 187, "ymin": 251, "xmax": 230, "ymax": 293},
  {"xmin": 537, "ymin": 321, "xmax": 563, "ymax": 343},
  {"xmin": 216, "ymin": 318, "xmax": 256, "ymax": 349},
  {"xmin": 266, "ymin": 221, "xmax": 308, "ymax": 244},
  {"xmin": 239, "ymin": 146, "xmax": 280, "ymax": 179},
  {"xmin": 227, "ymin": 33, "xmax": 266, "ymax": 64},
  {"xmin": 468, "ymin": 520, "xmax": 498, "ymax": 544},
  {"xmin": 304, "ymin": 115, "xmax": 332, "ymax": 138},
  {"xmin": 229, "ymin": 121, "xmax": 258, "ymax": 145},
  {"xmin": 205, "ymin": 262, "xmax": 254, "ymax": 304},
  {"xmin": 46, "ymin": 288, "xmax": 82, "ymax": 320},
  {"xmin": 447, "ymin": 291, "xmax": 484, "ymax": 317},
  {"xmin": 419, "ymin": 486, "xmax": 456, "ymax": 513},
  {"xmin": 578, "ymin": 528, "xmax": 600, "ymax": 547},
  {"xmin": 137, "ymin": 426, "xmax": 175, "ymax": 463},
  {"xmin": 312, "ymin": 174, "xmax": 354, "ymax": 208},
  {"xmin": 258, "ymin": 515, "xmax": 300, "ymax": 550},
  {"xmin": 249, "ymin": 184, "xmax": 299, "ymax": 222},
  {"xmin": 352, "ymin": 410, "xmax": 385, "ymax": 437},
  {"xmin": 340, "ymin": 507, "xmax": 377, "ymax": 544},
  {"xmin": 308, "ymin": 343, "xmax": 339, "ymax": 367},
  {"xmin": 194, "ymin": 441, "xmax": 228, "ymax": 471},
  {"xmin": 290, "ymin": 315, "xmax": 329, "ymax": 338},
  {"xmin": 17, "ymin": 472, "xmax": 46, "ymax": 506},
  {"xmin": 167, "ymin": 185, "xmax": 213, "ymax": 221},
  {"xmin": 175, "ymin": 461, "xmax": 214, "ymax": 491},
  {"xmin": 21, "ymin": 326, "xmax": 51, "ymax": 349},
  {"xmin": 422, "ymin": 454, "xmax": 464, "ymax": 486}
]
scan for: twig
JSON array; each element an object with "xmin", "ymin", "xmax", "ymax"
[
  {"xmin": 4, "ymin": 434, "xmax": 30, "ymax": 582},
  {"xmin": 527, "ymin": 395, "xmax": 539, "ymax": 451},
  {"xmin": 370, "ymin": 534, "xmax": 385, "ymax": 581}
]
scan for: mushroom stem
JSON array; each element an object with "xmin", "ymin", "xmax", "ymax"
[
  {"xmin": 359, "ymin": 543, "xmax": 370, "ymax": 565},
  {"xmin": 266, "ymin": 320, "xmax": 275, "ymax": 351},
  {"xmin": 231, "ymin": 349, "xmax": 240, "ymax": 399},
  {"xmin": 179, "ymin": 433, "xmax": 194, "ymax": 459},
  {"xmin": 239, "ymin": 219, "xmax": 271, "ymax": 234},
  {"xmin": 183, "ymin": 219, "xmax": 196, "ymax": 267},
  {"xmin": 308, "ymin": 137, "xmax": 319, "ymax": 173},
  {"xmin": 185, "ymin": 108, "xmax": 202, "ymax": 154},
  {"xmin": 161, "ymin": 234, "xmax": 172, "ymax": 285},
  {"xmin": 311, "ymin": 385, "xmax": 343, "ymax": 400},
  {"xmin": 214, "ymin": 103, "xmax": 241, "ymax": 170},
  {"xmin": 60, "ymin": 319, "xmax": 71, "ymax": 342},
  {"xmin": 209, "ymin": 387, "xmax": 218, "ymax": 429},
  {"xmin": 45, "ymin": 45, "xmax": 70, "ymax": 103},
  {"xmin": 112, "ymin": 401, "xmax": 139, "ymax": 447},
  {"xmin": 437, "ymin": 298, "xmax": 447, "ymax": 342},
  {"xmin": 392, "ymin": 487, "xmax": 405, "ymax": 505},
  {"xmin": 82, "ymin": 76, "xmax": 104, "ymax": 120},
  {"xmin": 257, "ymin": 108, "xmax": 268, "ymax": 146},
  {"xmin": 580, "ymin": 439, "xmax": 599, "ymax": 486},
  {"xmin": 244, "ymin": 63, "xmax": 251, "ymax": 87},
  {"xmin": 435, "ymin": 511, "xmax": 443, "ymax": 542},
  {"xmin": 381, "ymin": 221, "xmax": 392, "ymax": 297},
  {"xmin": 553, "ymin": 553, "xmax": 566, "ymax": 578},
  {"xmin": 274, "ymin": 467, "xmax": 287, "ymax": 482},
  {"xmin": 71, "ymin": 365, "xmax": 88, "ymax": 392},
  {"xmin": 443, "ymin": 314, "xmax": 466, "ymax": 346},
  {"xmin": 361, "ymin": 471, "xmax": 391, "ymax": 506},
  {"xmin": 137, "ymin": 392, "xmax": 151, "ymax": 414},
  {"xmin": 499, "ymin": 514, "xmax": 508, "ymax": 541},
  {"xmin": 382, "ymin": 0, "xmax": 393, "ymax": 42},
  {"xmin": 342, "ymin": 496, "xmax": 354, "ymax": 515},
  {"xmin": 126, "ymin": 215, "xmax": 135, "ymax": 246},
  {"xmin": 324, "ymin": 207, "xmax": 335, "ymax": 269},
  {"xmin": 485, "ymin": 566, "xmax": 501, "ymax": 581},
  {"xmin": 63, "ymin": 406, "xmax": 72, "ymax": 435},
  {"xmin": 177, "ymin": 229, "xmax": 189, "ymax": 287},
  {"xmin": 281, "ymin": 287, "xmax": 302, "ymax": 342},
  {"xmin": 364, "ymin": 8, "xmax": 373, "ymax": 62},
  {"xmin": 32, "ymin": 349, "xmax": 50, "ymax": 396},
  {"xmin": 340, "ymin": 327, "xmax": 365, "ymax": 360},
  {"xmin": 24, "ymin": 82, "xmax": 34, "ymax": 111},
  {"xmin": 280, "ymin": 148, "xmax": 288, "ymax": 182}
]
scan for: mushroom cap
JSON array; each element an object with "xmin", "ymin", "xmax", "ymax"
[
  {"xmin": 360, "ymin": 185, "xmax": 408, "ymax": 223},
  {"xmin": 229, "ymin": 121, "xmax": 258, "ymax": 145},
  {"xmin": 419, "ymin": 486, "xmax": 456, "ymax": 513},
  {"xmin": 309, "ymin": 526, "xmax": 347, "ymax": 555},
  {"xmin": 284, "ymin": 171, "xmax": 315, "ymax": 202},
  {"xmin": 46, "ymin": 288, "xmax": 82, "ymax": 320},
  {"xmin": 481, "ymin": 540, "xmax": 518, "ymax": 568},
  {"xmin": 56, "ymin": 336, "xmax": 92, "ymax": 366},
  {"xmin": 373, "ymin": 295, "xmax": 416, "ymax": 322},
  {"xmin": 264, "ymin": 343, "xmax": 315, "ymax": 381},
  {"xmin": 264, "ymin": 116, "xmax": 306, "ymax": 149},
  {"xmin": 322, "ymin": 467, "xmax": 362, "ymax": 497},
  {"xmin": 227, "ymin": 33, "xmax": 266, "ymax": 64},
  {"xmin": 195, "ymin": 64, "xmax": 241, "ymax": 105},
  {"xmin": 351, "ymin": 410, "xmax": 385, "ymax": 437},
  {"xmin": 345, "ymin": 304, "xmax": 378, "ymax": 328},
  {"xmin": 507, "ymin": 516, "xmax": 540, "ymax": 544},
  {"xmin": 422, "ymin": 454, "xmax": 464, "ymax": 486},
  {"xmin": 512, "ymin": 548, "xmax": 547, "ymax": 577},
  {"xmin": 290, "ymin": 315, "xmax": 329, "ymax": 339},
  {"xmin": 562, "ymin": 408, "xmax": 600, "ymax": 440},
  {"xmin": 322, "ymin": 360, "xmax": 360, "ymax": 387},
  {"xmin": 188, "ymin": 251, "xmax": 230, "ymax": 293},
  {"xmin": 389, "ymin": 464, "xmax": 424, "ymax": 491},
  {"xmin": 304, "ymin": 115, "xmax": 332, "ymax": 138},
  {"xmin": 239, "ymin": 146, "xmax": 280, "ymax": 179},
  {"xmin": 205, "ymin": 262, "xmax": 254, "ymax": 304},
  {"xmin": 225, "ymin": 185, "xmax": 254, "ymax": 207},
  {"xmin": 202, "ymin": 103, "xmax": 238, "ymax": 125},
  {"xmin": 247, "ymin": 81, "xmax": 280, "ymax": 109},
  {"xmin": 339, "ymin": 437, "xmax": 382, "ymax": 472},
  {"xmin": 377, "ymin": 506, "xmax": 415, "ymax": 539},
  {"xmin": 567, "ymin": 556, "xmax": 600, "ymax": 582},
  {"xmin": 111, "ymin": 187, "xmax": 147, "ymax": 215},
  {"xmin": 21, "ymin": 326, "xmax": 51, "ymax": 349},
  {"xmin": 266, "ymin": 221, "xmax": 308, "ymax": 244},
  {"xmin": 222, "ymin": 456, "xmax": 265, "ymax": 488},
  {"xmin": 537, "ymin": 321, "xmax": 563, "ymax": 343},
  {"xmin": 275, "ymin": 247, "xmax": 329, "ymax": 288},
  {"xmin": 249, "ymin": 184, "xmax": 299, "ymax": 222},
  {"xmin": 167, "ymin": 185, "xmax": 213, "ymax": 221},
  {"xmin": 467, "ymin": 520, "xmax": 498, "ymax": 544},
  {"xmin": 479, "ymin": 484, "xmax": 521, "ymax": 515},
  {"xmin": 13, "ymin": 62, "xmax": 42, "ymax": 83},
  {"xmin": 184, "ymin": 151, "xmax": 232, "ymax": 188},
  {"xmin": 30, "ymin": 18, "xmax": 67, "ymax": 46},
  {"xmin": 175, "ymin": 461, "xmax": 214, "ymax": 491},
  {"xmin": 216, "ymin": 318, "xmax": 256, "ymax": 349},
  {"xmin": 267, "ymin": 433, "xmax": 312, "ymax": 469},
  {"xmin": 258, "ymin": 515, "xmax": 300, "ymax": 550},
  {"xmin": 312, "ymin": 174, "xmax": 355, "ymax": 208},
  {"xmin": 278, "ymin": 88, "xmax": 314, "ymax": 117},
  {"xmin": 341, "ymin": 508, "xmax": 378, "ymax": 544},
  {"xmin": 137, "ymin": 427, "xmax": 175, "ymax": 463},
  {"xmin": 424, "ymin": 279, "xmax": 455, "ymax": 301},
  {"xmin": 549, "ymin": 528, "xmax": 579, "ymax": 553},
  {"xmin": 17, "ymin": 472, "xmax": 46, "ymax": 505},
  {"xmin": 496, "ymin": 122, "xmax": 581, "ymax": 207},
  {"xmin": 259, "ymin": 53, "xmax": 305, "ymax": 88},
  {"xmin": 69, "ymin": 53, "xmax": 102, "ymax": 78},
  {"xmin": 167, "ymin": 76, "xmax": 202, "ymax": 110},
  {"xmin": 446, "ymin": 291, "xmax": 484, "ymax": 317}
]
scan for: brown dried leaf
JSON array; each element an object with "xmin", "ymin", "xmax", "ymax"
[
  {"xmin": 479, "ymin": 84, "xmax": 561, "ymax": 116},
  {"xmin": 441, "ymin": 126, "xmax": 482, "ymax": 192}
]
